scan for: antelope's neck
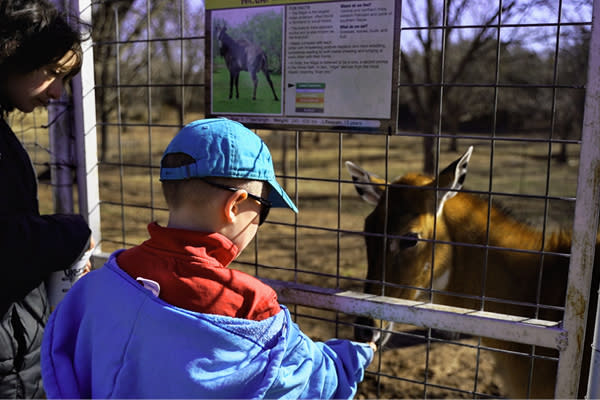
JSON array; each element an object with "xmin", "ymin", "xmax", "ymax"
[{"xmin": 444, "ymin": 193, "xmax": 547, "ymax": 251}]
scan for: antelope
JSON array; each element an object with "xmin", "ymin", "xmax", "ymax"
[{"xmin": 346, "ymin": 147, "xmax": 599, "ymax": 398}]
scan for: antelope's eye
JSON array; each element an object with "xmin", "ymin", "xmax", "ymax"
[
  {"xmin": 388, "ymin": 232, "xmax": 420, "ymax": 252},
  {"xmin": 399, "ymin": 232, "xmax": 419, "ymax": 249}
]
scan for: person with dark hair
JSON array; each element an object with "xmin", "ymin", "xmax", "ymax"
[{"xmin": 0, "ymin": 0, "xmax": 92, "ymax": 397}]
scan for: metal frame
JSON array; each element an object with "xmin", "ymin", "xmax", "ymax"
[
  {"xmin": 65, "ymin": 0, "xmax": 600, "ymax": 397},
  {"xmin": 71, "ymin": 0, "xmax": 102, "ymax": 249},
  {"xmin": 564, "ymin": 0, "xmax": 600, "ymax": 396},
  {"xmin": 43, "ymin": 0, "xmax": 100, "ymax": 235},
  {"xmin": 45, "ymin": 0, "xmax": 101, "ymax": 306},
  {"xmin": 267, "ymin": 279, "xmax": 565, "ymax": 349}
]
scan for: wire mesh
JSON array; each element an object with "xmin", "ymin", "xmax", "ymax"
[{"xmin": 63, "ymin": 0, "xmax": 600, "ymax": 398}]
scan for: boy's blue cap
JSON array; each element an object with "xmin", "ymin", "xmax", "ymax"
[{"xmin": 160, "ymin": 118, "xmax": 297, "ymax": 212}]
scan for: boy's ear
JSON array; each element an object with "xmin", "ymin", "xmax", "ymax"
[{"xmin": 223, "ymin": 189, "xmax": 248, "ymax": 223}]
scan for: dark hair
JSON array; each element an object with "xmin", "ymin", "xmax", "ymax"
[
  {"xmin": 160, "ymin": 153, "xmax": 266, "ymax": 210},
  {"xmin": 0, "ymin": 0, "xmax": 85, "ymax": 111},
  {"xmin": 161, "ymin": 153, "xmax": 194, "ymax": 208}
]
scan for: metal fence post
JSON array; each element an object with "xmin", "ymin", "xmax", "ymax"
[
  {"xmin": 45, "ymin": 0, "xmax": 78, "ymax": 307},
  {"xmin": 45, "ymin": 0, "xmax": 101, "ymax": 307},
  {"xmin": 48, "ymin": 95, "xmax": 74, "ymax": 215},
  {"xmin": 556, "ymin": 0, "xmax": 600, "ymax": 396},
  {"xmin": 583, "ymin": 0, "xmax": 600, "ymax": 398},
  {"xmin": 70, "ymin": 0, "xmax": 102, "ymax": 251},
  {"xmin": 588, "ymin": 286, "xmax": 600, "ymax": 398}
]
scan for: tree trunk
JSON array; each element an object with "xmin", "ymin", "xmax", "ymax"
[
  {"xmin": 447, "ymin": 115, "xmax": 459, "ymax": 152},
  {"xmin": 281, "ymin": 135, "xmax": 288, "ymax": 191},
  {"xmin": 557, "ymin": 142, "xmax": 568, "ymax": 164},
  {"xmin": 419, "ymin": 100, "xmax": 438, "ymax": 175},
  {"xmin": 423, "ymin": 135, "xmax": 436, "ymax": 175}
]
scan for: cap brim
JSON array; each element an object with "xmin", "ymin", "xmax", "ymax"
[{"xmin": 267, "ymin": 179, "xmax": 298, "ymax": 213}]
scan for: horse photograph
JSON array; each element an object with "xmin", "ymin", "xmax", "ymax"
[{"xmin": 211, "ymin": 7, "xmax": 282, "ymax": 115}]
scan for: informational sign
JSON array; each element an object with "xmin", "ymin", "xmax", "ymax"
[{"xmin": 206, "ymin": 0, "xmax": 400, "ymax": 133}]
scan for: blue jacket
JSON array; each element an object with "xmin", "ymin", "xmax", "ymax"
[{"xmin": 41, "ymin": 252, "xmax": 373, "ymax": 398}]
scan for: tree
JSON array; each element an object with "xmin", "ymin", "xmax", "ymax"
[
  {"xmin": 554, "ymin": 25, "xmax": 590, "ymax": 163},
  {"xmin": 398, "ymin": 0, "xmax": 591, "ymax": 174},
  {"xmin": 92, "ymin": 0, "xmax": 204, "ymax": 161},
  {"xmin": 238, "ymin": 11, "xmax": 283, "ymax": 74}
]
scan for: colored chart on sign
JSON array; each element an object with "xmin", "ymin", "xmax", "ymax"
[{"xmin": 295, "ymin": 83, "xmax": 325, "ymax": 113}]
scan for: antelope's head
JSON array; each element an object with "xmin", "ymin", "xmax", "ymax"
[
  {"xmin": 215, "ymin": 24, "xmax": 227, "ymax": 54},
  {"xmin": 215, "ymin": 24, "xmax": 226, "ymax": 39},
  {"xmin": 346, "ymin": 147, "xmax": 473, "ymax": 343}
]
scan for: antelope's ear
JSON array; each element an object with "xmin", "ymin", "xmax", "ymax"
[
  {"xmin": 345, "ymin": 161, "xmax": 387, "ymax": 206},
  {"xmin": 435, "ymin": 146, "xmax": 473, "ymax": 215}
]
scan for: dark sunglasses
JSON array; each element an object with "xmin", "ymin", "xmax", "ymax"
[{"xmin": 200, "ymin": 179, "xmax": 271, "ymax": 225}]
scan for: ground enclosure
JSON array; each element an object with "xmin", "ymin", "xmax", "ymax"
[{"xmin": 13, "ymin": 0, "xmax": 600, "ymax": 397}]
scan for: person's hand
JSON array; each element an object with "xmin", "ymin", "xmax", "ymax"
[
  {"xmin": 368, "ymin": 341, "xmax": 377, "ymax": 353},
  {"xmin": 82, "ymin": 237, "xmax": 95, "ymax": 275}
]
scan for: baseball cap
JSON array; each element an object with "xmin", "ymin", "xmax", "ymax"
[{"xmin": 160, "ymin": 118, "xmax": 297, "ymax": 212}]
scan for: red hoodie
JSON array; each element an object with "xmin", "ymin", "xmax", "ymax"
[{"xmin": 116, "ymin": 222, "xmax": 281, "ymax": 321}]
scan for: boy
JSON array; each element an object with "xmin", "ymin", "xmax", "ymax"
[{"xmin": 41, "ymin": 118, "xmax": 376, "ymax": 399}]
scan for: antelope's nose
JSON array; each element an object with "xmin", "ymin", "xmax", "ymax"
[{"xmin": 354, "ymin": 316, "xmax": 376, "ymax": 342}]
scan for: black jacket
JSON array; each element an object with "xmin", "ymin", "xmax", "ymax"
[{"xmin": 0, "ymin": 117, "xmax": 90, "ymax": 398}]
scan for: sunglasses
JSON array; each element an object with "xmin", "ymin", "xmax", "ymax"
[{"xmin": 200, "ymin": 179, "xmax": 271, "ymax": 225}]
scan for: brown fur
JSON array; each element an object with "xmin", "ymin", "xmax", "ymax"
[{"xmin": 348, "ymin": 152, "xmax": 599, "ymax": 398}]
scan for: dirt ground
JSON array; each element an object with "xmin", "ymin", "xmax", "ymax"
[
  {"xmin": 355, "ymin": 333, "xmax": 503, "ymax": 398},
  {"xmin": 287, "ymin": 302, "xmax": 506, "ymax": 399},
  {"xmin": 293, "ymin": 310, "xmax": 505, "ymax": 399}
]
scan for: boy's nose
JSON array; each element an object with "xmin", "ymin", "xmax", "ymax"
[{"xmin": 47, "ymin": 79, "xmax": 64, "ymax": 100}]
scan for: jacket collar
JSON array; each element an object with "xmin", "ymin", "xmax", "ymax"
[{"xmin": 144, "ymin": 222, "xmax": 239, "ymax": 268}]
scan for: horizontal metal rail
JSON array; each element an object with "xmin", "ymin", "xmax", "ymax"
[
  {"xmin": 263, "ymin": 278, "xmax": 566, "ymax": 351},
  {"xmin": 90, "ymin": 251, "xmax": 565, "ymax": 351}
]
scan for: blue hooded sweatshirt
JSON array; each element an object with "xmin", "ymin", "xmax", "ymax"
[{"xmin": 41, "ymin": 253, "xmax": 373, "ymax": 399}]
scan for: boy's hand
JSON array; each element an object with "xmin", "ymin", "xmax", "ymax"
[{"xmin": 368, "ymin": 341, "xmax": 377, "ymax": 353}]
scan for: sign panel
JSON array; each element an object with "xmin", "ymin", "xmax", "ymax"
[{"xmin": 206, "ymin": 0, "xmax": 400, "ymax": 133}]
